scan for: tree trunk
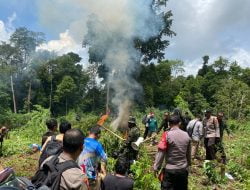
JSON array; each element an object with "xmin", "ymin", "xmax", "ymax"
[
  {"xmin": 49, "ymin": 71, "xmax": 53, "ymax": 111},
  {"xmin": 65, "ymin": 98, "xmax": 68, "ymax": 116},
  {"xmin": 10, "ymin": 75, "xmax": 17, "ymax": 113},
  {"xmin": 27, "ymin": 81, "xmax": 32, "ymax": 113},
  {"xmin": 238, "ymin": 94, "xmax": 245, "ymax": 119}
]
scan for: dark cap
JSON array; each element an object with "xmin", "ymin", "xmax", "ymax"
[
  {"xmin": 89, "ymin": 125, "xmax": 101, "ymax": 135},
  {"xmin": 128, "ymin": 116, "xmax": 136, "ymax": 124}
]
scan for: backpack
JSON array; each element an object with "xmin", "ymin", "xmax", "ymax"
[
  {"xmin": 32, "ymin": 156, "xmax": 79, "ymax": 190},
  {"xmin": 187, "ymin": 120, "xmax": 198, "ymax": 137},
  {"xmin": 141, "ymin": 115, "xmax": 148, "ymax": 125},
  {"xmin": 39, "ymin": 136, "xmax": 63, "ymax": 166}
]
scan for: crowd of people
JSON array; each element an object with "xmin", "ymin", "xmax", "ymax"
[
  {"xmin": 151, "ymin": 109, "xmax": 231, "ymax": 190},
  {"xmin": 0, "ymin": 108, "xmax": 231, "ymax": 190}
]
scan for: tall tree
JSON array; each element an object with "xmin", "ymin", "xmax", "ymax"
[
  {"xmin": 214, "ymin": 79, "xmax": 250, "ymax": 119},
  {"xmin": 55, "ymin": 76, "xmax": 77, "ymax": 115},
  {"xmin": 10, "ymin": 27, "xmax": 44, "ymax": 71}
]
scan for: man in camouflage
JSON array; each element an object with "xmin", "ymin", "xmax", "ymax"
[
  {"xmin": 117, "ymin": 116, "xmax": 140, "ymax": 173},
  {"xmin": 216, "ymin": 112, "xmax": 231, "ymax": 165}
]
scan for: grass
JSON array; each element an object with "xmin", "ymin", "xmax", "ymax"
[{"xmin": 0, "ymin": 112, "xmax": 249, "ymax": 190}]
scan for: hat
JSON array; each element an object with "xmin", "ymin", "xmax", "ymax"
[{"xmin": 128, "ymin": 116, "xmax": 136, "ymax": 124}]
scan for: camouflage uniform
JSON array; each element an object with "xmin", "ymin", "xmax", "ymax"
[
  {"xmin": 216, "ymin": 119, "xmax": 230, "ymax": 164},
  {"xmin": 118, "ymin": 118, "xmax": 140, "ymax": 173}
]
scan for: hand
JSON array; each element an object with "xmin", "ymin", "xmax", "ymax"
[{"xmin": 100, "ymin": 163, "xmax": 107, "ymax": 176}]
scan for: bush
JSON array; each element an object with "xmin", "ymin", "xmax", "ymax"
[
  {"xmin": 131, "ymin": 148, "xmax": 160, "ymax": 190},
  {"xmin": 1, "ymin": 105, "xmax": 50, "ymax": 156}
]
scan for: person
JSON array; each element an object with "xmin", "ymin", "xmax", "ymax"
[
  {"xmin": 172, "ymin": 108, "xmax": 186, "ymax": 131},
  {"xmin": 157, "ymin": 112, "xmax": 170, "ymax": 133},
  {"xmin": 33, "ymin": 129, "xmax": 88, "ymax": 190},
  {"xmin": 142, "ymin": 113, "xmax": 150, "ymax": 139},
  {"xmin": 203, "ymin": 110, "xmax": 220, "ymax": 160},
  {"xmin": 41, "ymin": 118, "xmax": 58, "ymax": 146},
  {"xmin": 101, "ymin": 160, "xmax": 134, "ymax": 190},
  {"xmin": 183, "ymin": 112, "xmax": 191, "ymax": 129},
  {"xmin": 217, "ymin": 112, "xmax": 231, "ymax": 140},
  {"xmin": 154, "ymin": 115, "xmax": 191, "ymax": 190},
  {"xmin": 147, "ymin": 113, "xmax": 158, "ymax": 145},
  {"xmin": 117, "ymin": 116, "xmax": 140, "ymax": 173},
  {"xmin": 78, "ymin": 125, "xmax": 107, "ymax": 190},
  {"xmin": 41, "ymin": 121, "xmax": 72, "ymax": 152},
  {"xmin": 216, "ymin": 112, "xmax": 231, "ymax": 166},
  {"xmin": 186, "ymin": 115, "xmax": 203, "ymax": 160},
  {"xmin": 0, "ymin": 126, "xmax": 9, "ymax": 155}
]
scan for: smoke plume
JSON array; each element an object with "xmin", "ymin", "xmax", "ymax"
[{"xmin": 38, "ymin": 0, "xmax": 163, "ymax": 130}]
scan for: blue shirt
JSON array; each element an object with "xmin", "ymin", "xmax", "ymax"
[{"xmin": 78, "ymin": 137, "xmax": 107, "ymax": 179}]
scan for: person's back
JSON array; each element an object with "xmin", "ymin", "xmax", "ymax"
[
  {"xmin": 166, "ymin": 127, "xmax": 190, "ymax": 169},
  {"xmin": 43, "ymin": 152, "xmax": 87, "ymax": 190},
  {"xmin": 79, "ymin": 137, "xmax": 107, "ymax": 179},
  {"xmin": 42, "ymin": 118, "xmax": 58, "ymax": 146},
  {"xmin": 203, "ymin": 115, "xmax": 219, "ymax": 138},
  {"xmin": 78, "ymin": 126, "xmax": 107, "ymax": 190},
  {"xmin": 154, "ymin": 115, "xmax": 191, "ymax": 190},
  {"xmin": 39, "ymin": 121, "xmax": 72, "ymax": 166},
  {"xmin": 187, "ymin": 118, "xmax": 203, "ymax": 141},
  {"xmin": 33, "ymin": 129, "xmax": 88, "ymax": 190},
  {"xmin": 41, "ymin": 121, "xmax": 71, "ymax": 151},
  {"xmin": 102, "ymin": 160, "xmax": 133, "ymax": 190}
]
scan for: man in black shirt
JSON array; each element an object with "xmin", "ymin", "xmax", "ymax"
[
  {"xmin": 102, "ymin": 160, "xmax": 134, "ymax": 190},
  {"xmin": 41, "ymin": 118, "xmax": 58, "ymax": 146},
  {"xmin": 157, "ymin": 112, "xmax": 170, "ymax": 133}
]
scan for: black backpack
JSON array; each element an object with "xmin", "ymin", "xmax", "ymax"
[
  {"xmin": 32, "ymin": 156, "xmax": 79, "ymax": 190},
  {"xmin": 39, "ymin": 136, "xmax": 63, "ymax": 166},
  {"xmin": 142, "ymin": 115, "xmax": 148, "ymax": 125}
]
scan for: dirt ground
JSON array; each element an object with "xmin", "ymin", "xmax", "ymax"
[{"xmin": 0, "ymin": 152, "xmax": 39, "ymax": 178}]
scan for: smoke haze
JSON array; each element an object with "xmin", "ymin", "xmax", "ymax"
[{"xmin": 38, "ymin": 0, "xmax": 163, "ymax": 130}]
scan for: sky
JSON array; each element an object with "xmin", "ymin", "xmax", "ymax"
[{"xmin": 0, "ymin": 0, "xmax": 249, "ymax": 75}]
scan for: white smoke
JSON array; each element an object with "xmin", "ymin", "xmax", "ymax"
[{"xmin": 38, "ymin": 0, "xmax": 163, "ymax": 130}]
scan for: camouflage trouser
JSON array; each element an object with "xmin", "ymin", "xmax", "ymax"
[
  {"xmin": 215, "ymin": 140, "xmax": 227, "ymax": 164},
  {"xmin": 148, "ymin": 131, "xmax": 157, "ymax": 145},
  {"xmin": 191, "ymin": 140, "xmax": 200, "ymax": 159}
]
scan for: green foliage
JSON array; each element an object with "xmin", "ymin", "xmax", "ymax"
[
  {"xmin": 63, "ymin": 112, "xmax": 99, "ymax": 135},
  {"xmin": 131, "ymin": 148, "xmax": 160, "ymax": 190},
  {"xmin": 106, "ymin": 157, "xmax": 116, "ymax": 173},
  {"xmin": 214, "ymin": 79, "xmax": 250, "ymax": 119},
  {"xmin": 0, "ymin": 111, "xmax": 30, "ymax": 129},
  {"xmin": 174, "ymin": 95, "xmax": 193, "ymax": 117},
  {"xmin": 2, "ymin": 105, "xmax": 50, "ymax": 156},
  {"xmin": 203, "ymin": 160, "xmax": 221, "ymax": 184}
]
